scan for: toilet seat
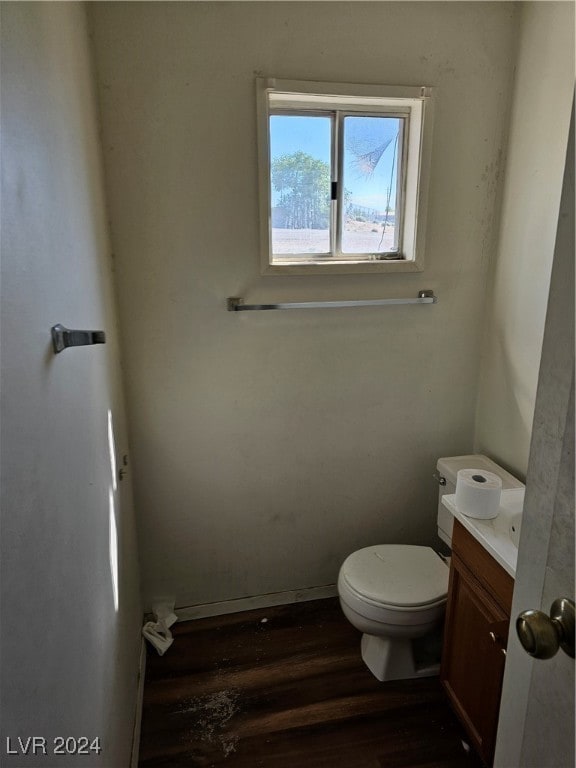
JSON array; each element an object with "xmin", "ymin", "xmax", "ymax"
[
  {"xmin": 342, "ymin": 578, "xmax": 447, "ymax": 612},
  {"xmin": 338, "ymin": 545, "xmax": 449, "ymax": 625}
]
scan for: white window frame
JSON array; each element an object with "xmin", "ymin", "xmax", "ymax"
[{"xmin": 256, "ymin": 78, "xmax": 434, "ymax": 276}]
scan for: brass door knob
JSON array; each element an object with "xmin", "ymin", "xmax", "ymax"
[{"xmin": 516, "ymin": 598, "xmax": 575, "ymax": 660}]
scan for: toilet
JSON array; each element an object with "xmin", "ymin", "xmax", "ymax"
[{"xmin": 337, "ymin": 454, "xmax": 523, "ymax": 682}]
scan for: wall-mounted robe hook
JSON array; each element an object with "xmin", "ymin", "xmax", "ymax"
[{"xmin": 51, "ymin": 324, "xmax": 106, "ymax": 354}]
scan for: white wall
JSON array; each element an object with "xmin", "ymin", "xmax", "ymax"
[
  {"xmin": 89, "ymin": 1, "xmax": 519, "ymax": 609},
  {"xmin": 474, "ymin": 2, "xmax": 574, "ymax": 480},
  {"xmin": 1, "ymin": 4, "xmax": 142, "ymax": 765}
]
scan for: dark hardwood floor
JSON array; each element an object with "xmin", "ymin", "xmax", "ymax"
[{"xmin": 139, "ymin": 598, "xmax": 483, "ymax": 768}]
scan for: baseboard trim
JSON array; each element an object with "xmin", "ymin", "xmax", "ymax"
[
  {"xmin": 130, "ymin": 637, "xmax": 147, "ymax": 768},
  {"xmin": 175, "ymin": 584, "xmax": 338, "ymax": 622}
]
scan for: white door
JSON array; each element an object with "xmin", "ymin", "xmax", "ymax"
[{"xmin": 494, "ymin": 105, "xmax": 575, "ymax": 767}]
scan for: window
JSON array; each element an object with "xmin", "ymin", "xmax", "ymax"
[{"xmin": 256, "ymin": 79, "xmax": 434, "ymax": 275}]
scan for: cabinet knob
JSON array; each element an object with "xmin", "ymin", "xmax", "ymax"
[
  {"xmin": 516, "ymin": 597, "xmax": 575, "ymax": 660},
  {"xmin": 489, "ymin": 630, "xmax": 507, "ymax": 657}
]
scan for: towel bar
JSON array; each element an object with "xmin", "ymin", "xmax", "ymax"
[{"xmin": 227, "ymin": 290, "xmax": 437, "ymax": 312}]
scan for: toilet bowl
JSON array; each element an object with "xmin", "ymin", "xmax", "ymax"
[
  {"xmin": 337, "ymin": 455, "xmax": 524, "ymax": 682},
  {"xmin": 338, "ymin": 544, "xmax": 449, "ymax": 681}
]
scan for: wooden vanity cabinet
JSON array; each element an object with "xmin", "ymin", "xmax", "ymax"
[{"xmin": 440, "ymin": 520, "xmax": 514, "ymax": 766}]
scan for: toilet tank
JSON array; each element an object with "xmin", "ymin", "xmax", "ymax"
[{"xmin": 435, "ymin": 455, "xmax": 524, "ymax": 547}]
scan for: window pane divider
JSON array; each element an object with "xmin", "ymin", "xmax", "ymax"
[{"xmin": 329, "ymin": 110, "xmax": 339, "ymax": 256}]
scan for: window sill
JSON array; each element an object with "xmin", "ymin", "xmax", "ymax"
[{"xmin": 261, "ymin": 258, "xmax": 424, "ymax": 276}]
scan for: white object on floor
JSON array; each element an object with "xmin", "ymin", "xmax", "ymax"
[{"xmin": 142, "ymin": 601, "xmax": 178, "ymax": 656}]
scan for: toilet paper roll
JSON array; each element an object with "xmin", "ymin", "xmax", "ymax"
[{"xmin": 455, "ymin": 469, "xmax": 502, "ymax": 520}]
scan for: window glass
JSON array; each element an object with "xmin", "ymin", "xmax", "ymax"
[
  {"xmin": 269, "ymin": 114, "xmax": 332, "ymax": 256},
  {"xmin": 341, "ymin": 115, "xmax": 402, "ymax": 254}
]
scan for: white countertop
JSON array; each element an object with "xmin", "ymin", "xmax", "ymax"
[{"xmin": 442, "ymin": 488, "xmax": 525, "ymax": 578}]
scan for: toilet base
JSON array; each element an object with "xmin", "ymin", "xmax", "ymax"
[{"xmin": 360, "ymin": 633, "xmax": 440, "ymax": 682}]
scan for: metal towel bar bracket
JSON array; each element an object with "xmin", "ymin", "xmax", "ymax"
[
  {"xmin": 51, "ymin": 324, "xmax": 106, "ymax": 353},
  {"xmin": 227, "ymin": 290, "xmax": 437, "ymax": 312}
]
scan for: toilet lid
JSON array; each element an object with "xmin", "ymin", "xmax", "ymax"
[{"xmin": 340, "ymin": 545, "xmax": 448, "ymax": 608}]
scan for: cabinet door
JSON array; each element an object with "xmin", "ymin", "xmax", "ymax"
[{"xmin": 441, "ymin": 555, "xmax": 509, "ymax": 765}]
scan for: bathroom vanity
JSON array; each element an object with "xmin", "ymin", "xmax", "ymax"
[{"xmin": 440, "ymin": 490, "xmax": 523, "ymax": 766}]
